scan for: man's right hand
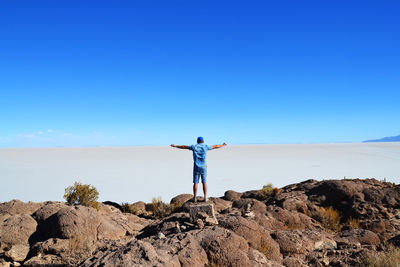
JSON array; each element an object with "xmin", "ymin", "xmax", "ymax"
[{"xmin": 170, "ymin": 144, "xmax": 176, "ymax": 147}]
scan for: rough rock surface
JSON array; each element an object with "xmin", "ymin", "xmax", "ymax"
[{"xmin": 0, "ymin": 178, "xmax": 399, "ymax": 266}]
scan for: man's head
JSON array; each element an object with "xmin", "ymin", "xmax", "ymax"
[{"xmin": 197, "ymin": 137, "xmax": 204, "ymax": 143}]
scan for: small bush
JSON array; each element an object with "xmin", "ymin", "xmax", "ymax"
[
  {"xmin": 360, "ymin": 246, "xmax": 400, "ymax": 267},
  {"xmin": 316, "ymin": 206, "xmax": 342, "ymax": 232},
  {"xmin": 64, "ymin": 182, "xmax": 99, "ymax": 210},
  {"xmin": 147, "ymin": 197, "xmax": 182, "ymax": 219},
  {"xmin": 259, "ymin": 183, "xmax": 280, "ymax": 201},
  {"xmin": 347, "ymin": 217, "xmax": 360, "ymax": 229},
  {"xmin": 121, "ymin": 202, "xmax": 139, "ymax": 215},
  {"xmin": 283, "ymin": 222, "xmax": 304, "ymax": 230},
  {"xmin": 259, "ymin": 236, "xmax": 271, "ymax": 258},
  {"xmin": 262, "ymin": 183, "xmax": 274, "ymax": 196}
]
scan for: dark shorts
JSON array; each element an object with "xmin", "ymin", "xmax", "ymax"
[{"xmin": 193, "ymin": 165, "xmax": 207, "ymax": 184}]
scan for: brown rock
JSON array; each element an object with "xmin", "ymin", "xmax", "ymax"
[
  {"xmin": 248, "ymin": 249, "xmax": 284, "ymax": 267},
  {"xmin": 32, "ymin": 202, "xmax": 65, "ymax": 223},
  {"xmin": 209, "ymin": 197, "xmax": 232, "ymax": 212},
  {"xmin": 82, "ymin": 239, "xmax": 181, "ymax": 267},
  {"xmin": 337, "ymin": 229, "xmax": 381, "ymax": 246},
  {"xmin": 170, "ymin": 194, "xmax": 193, "ymax": 204},
  {"xmin": 23, "ymin": 254, "xmax": 64, "ymax": 266},
  {"xmin": 275, "ymin": 192, "xmax": 309, "ymax": 214},
  {"xmin": 43, "ymin": 205, "xmax": 100, "ymax": 243},
  {"xmin": 197, "ymin": 227, "xmax": 251, "ymax": 267},
  {"xmin": 219, "ymin": 215, "xmax": 282, "ymax": 262},
  {"xmin": 233, "ymin": 198, "xmax": 267, "ymax": 215},
  {"xmin": 0, "ymin": 214, "xmax": 37, "ymax": 246},
  {"xmin": 282, "ymin": 256, "xmax": 308, "ymax": 267},
  {"xmin": 272, "ymin": 230, "xmax": 311, "ymax": 257},
  {"xmin": 4, "ymin": 244, "xmax": 30, "ymax": 262},
  {"xmin": 0, "ymin": 200, "xmax": 43, "ymax": 216},
  {"xmin": 224, "ymin": 190, "xmax": 243, "ymax": 201},
  {"xmin": 189, "ymin": 203, "xmax": 217, "ymax": 224},
  {"xmin": 0, "ymin": 258, "xmax": 11, "ymax": 267},
  {"xmin": 267, "ymin": 206, "xmax": 319, "ymax": 230}
]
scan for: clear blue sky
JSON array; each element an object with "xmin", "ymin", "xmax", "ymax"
[{"xmin": 1, "ymin": 0, "xmax": 399, "ymax": 147}]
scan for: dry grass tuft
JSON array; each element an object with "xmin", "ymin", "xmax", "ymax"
[
  {"xmin": 148, "ymin": 197, "xmax": 182, "ymax": 219},
  {"xmin": 258, "ymin": 236, "xmax": 271, "ymax": 258},
  {"xmin": 347, "ymin": 217, "xmax": 360, "ymax": 229},
  {"xmin": 283, "ymin": 221, "xmax": 305, "ymax": 230},
  {"xmin": 121, "ymin": 202, "xmax": 139, "ymax": 215},
  {"xmin": 360, "ymin": 246, "xmax": 400, "ymax": 267},
  {"xmin": 315, "ymin": 206, "xmax": 342, "ymax": 232}
]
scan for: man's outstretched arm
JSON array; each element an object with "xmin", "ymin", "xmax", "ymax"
[
  {"xmin": 171, "ymin": 144, "xmax": 190, "ymax": 149},
  {"xmin": 212, "ymin": 142, "xmax": 228, "ymax": 149}
]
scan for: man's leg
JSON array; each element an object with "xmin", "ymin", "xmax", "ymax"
[
  {"xmin": 201, "ymin": 167, "xmax": 208, "ymax": 202},
  {"xmin": 193, "ymin": 183, "xmax": 198, "ymax": 199},
  {"xmin": 193, "ymin": 168, "xmax": 199, "ymax": 202},
  {"xmin": 202, "ymin": 182, "xmax": 207, "ymax": 202}
]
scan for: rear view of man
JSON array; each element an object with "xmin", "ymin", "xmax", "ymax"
[{"xmin": 171, "ymin": 137, "xmax": 227, "ymax": 202}]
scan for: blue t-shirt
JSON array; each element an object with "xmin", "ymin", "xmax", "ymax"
[{"xmin": 189, "ymin": 143, "xmax": 213, "ymax": 167}]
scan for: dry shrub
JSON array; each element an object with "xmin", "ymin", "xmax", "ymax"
[
  {"xmin": 258, "ymin": 183, "xmax": 278, "ymax": 201},
  {"xmin": 68, "ymin": 235, "xmax": 90, "ymax": 251},
  {"xmin": 273, "ymin": 187, "xmax": 280, "ymax": 196},
  {"xmin": 148, "ymin": 197, "xmax": 182, "ymax": 219},
  {"xmin": 347, "ymin": 217, "xmax": 360, "ymax": 229},
  {"xmin": 258, "ymin": 236, "xmax": 271, "ymax": 258},
  {"xmin": 360, "ymin": 246, "xmax": 400, "ymax": 267},
  {"xmin": 316, "ymin": 206, "xmax": 342, "ymax": 232},
  {"xmin": 67, "ymin": 235, "xmax": 94, "ymax": 265},
  {"xmin": 283, "ymin": 221, "xmax": 304, "ymax": 230},
  {"xmin": 121, "ymin": 202, "xmax": 139, "ymax": 215},
  {"xmin": 64, "ymin": 182, "xmax": 99, "ymax": 210}
]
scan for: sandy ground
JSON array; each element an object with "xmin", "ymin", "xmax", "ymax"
[{"xmin": 0, "ymin": 142, "xmax": 399, "ymax": 203}]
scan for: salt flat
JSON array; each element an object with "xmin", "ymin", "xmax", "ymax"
[{"xmin": 0, "ymin": 142, "xmax": 399, "ymax": 203}]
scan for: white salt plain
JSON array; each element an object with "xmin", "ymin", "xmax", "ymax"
[{"xmin": 1, "ymin": 142, "xmax": 399, "ymax": 204}]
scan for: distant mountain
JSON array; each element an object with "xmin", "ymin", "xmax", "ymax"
[{"xmin": 364, "ymin": 134, "xmax": 400, "ymax": 142}]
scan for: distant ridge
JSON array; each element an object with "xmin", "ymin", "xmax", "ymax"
[{"xmin": 364, "ymin": 134, "xmax": 400, "ymax": 142}]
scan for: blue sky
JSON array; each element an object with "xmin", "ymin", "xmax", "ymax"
[{"xmin": 1, "ymin": 0, "xmax": 399, "ymax": 147}]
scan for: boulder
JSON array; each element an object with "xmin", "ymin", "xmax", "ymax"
[
  {"xmin": 197, "ymin": 227, "xmax": 251, "ymax": 267},
  {"xmin": 218, "ymin": 215, "xmax": 282, "ymax": 262},
  {"xmin": 0, "ymin": 258, "xmax": 11, "ymax": 267},
  {"xmin": 224, "ymin": 190, "xmax": 243, "ymax": 201},
  {"xmin": 0, "ymin": 200, "xmax": 43, "ymax": 215},
  {"xmin": 32, "ymin": 202, "xmax": 65, "ymax": 223},
  {"xmin": 4, "ymin": 244, "xmax": 30, "ymax": 262},
  {"xmin": 248, "ymin": 249, "xmax": 284, "ymax": 267},
  {"xmin": 208, "ymin": 197, "xmax": 232, "ymax": 213},
  {"xmin": 97, "ymin": 209, "xmax": 148, "ymax": 239},
  {"xmin": 282, "ymin": 256, "xmax": 308, "ymax": 267},
  {"xmin": 0, "ymin": 214, "xmax": 37, "ymax": 246},
  {"xmin": 274, "ymin": 191, "xmax": 309, "ymax": 214},
  {"xmin": 23, "ymin": 254, "xmax": 64, "ymax": 266},
  {"xmin": 170, "ymin": 194, "xmax": 193, "ymax": 204},
  {"xmin": 128, "ymin": 201, "xmax": 147, "ymax": 215},
  {"xmin": 266, "ymin": 206, "xmax": 320, "ymax": 230},
  {"xmin": 82, "ymin": 238, "xmax": 181, "ymax": 267},
  {"xmin": 42, "ymin": 205, "xmax": 100, "ymax": 243},
  {"xmin": 336, "ymin": 229, "xmax": 380, "ymax": 247},
  {"xmin": 232, "ymin": 199, "xmax": 267, "ymax": 215},
  {"xmin": 189, "ymin": 204, "xmax": 217, "ymax": 224}
]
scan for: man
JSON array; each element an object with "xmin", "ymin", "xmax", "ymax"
[{"xmin": 171, "ymin": 137, "xmax": 227, "ymax": 202}]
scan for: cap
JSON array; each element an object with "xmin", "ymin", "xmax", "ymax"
[{"xmin": 197, "ymin": 137, "xmax": 204, "ymax": 143}]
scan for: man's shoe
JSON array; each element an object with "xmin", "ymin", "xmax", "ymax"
[
  {"xmin": 203, "ymin": 197, "xmax": 208, "ymax": 202},
  {"xmin": 192, "ymin": 197, "xmax": 197, "ymax": 203}
]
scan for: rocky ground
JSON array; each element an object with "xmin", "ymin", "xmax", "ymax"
[{"xmin": 1, "ymin": 178, "xmax": 400, "ymax": 266}]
